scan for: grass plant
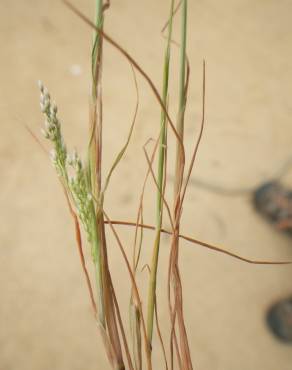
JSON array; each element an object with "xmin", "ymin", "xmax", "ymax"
[{"xmin": 37, "ymin": 1, "xmax": 291, "ymax": 369}]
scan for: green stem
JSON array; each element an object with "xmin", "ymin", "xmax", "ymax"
[
  {"xmin": 90, "ymin": 204, "xmax": 106, "ymax": 328},
  {"xmin": 89, "ymin": 0, "xmax": 106, "ymax": 330},
  {"xmin": 92, "ymin": 0, "xmax": 103, "ymax": 100},
  {"xmin": 178, "ymin": 0, "xmax": 187, "ymax": 118},
  {"xmin": 146, "ymin": 0, "xmax": 175, "ymax": 346}
]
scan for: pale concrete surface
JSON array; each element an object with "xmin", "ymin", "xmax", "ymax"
[{"xmin": 1, "ymin": 1, "xmax": 292, "ymax": 369}]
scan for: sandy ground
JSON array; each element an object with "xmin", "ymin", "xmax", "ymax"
[{"xmin": 1, "ymin": 0, "xmax": 292, "ymax": 369}]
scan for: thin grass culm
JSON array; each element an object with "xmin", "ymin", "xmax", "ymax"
[
  {"xmin": 37, "ymin": 1, "xmax": 291, "ymax": 369},
  {"xmin": 168, "ymin": 1, "xmax": 193, "ymax": 369},
  {"xmin": 146, "ymin": 0, "xmax": 175, "ymax": 349}
]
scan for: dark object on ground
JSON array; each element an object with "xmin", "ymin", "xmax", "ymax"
[
  {"xmin": 267, "ymin": 297, "xmax": 292, "ymax": 342},
  {"xmin": 255, "ymin": 183, "xmax": 292, "ymax": 341},
  {"xmin": 253, "ymin": 181, "xmax": 292, "ymax": 233}
]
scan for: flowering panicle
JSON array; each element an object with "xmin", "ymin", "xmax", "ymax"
[
  {"xmin": 38, "ymin": 81, "xmax": 94, "ymax": 243},
  {"xmin": 38, "ymin": 80, "xmax": 67, "ymax": 178},
  {"xmin": 67, "ymin": 150, "xmax": 94, "ymax": 243}
]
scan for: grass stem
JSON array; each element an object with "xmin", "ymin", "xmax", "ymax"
[{"xmin": 146, "ymin": 0, "xmax": 175, "ymax": 346}]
